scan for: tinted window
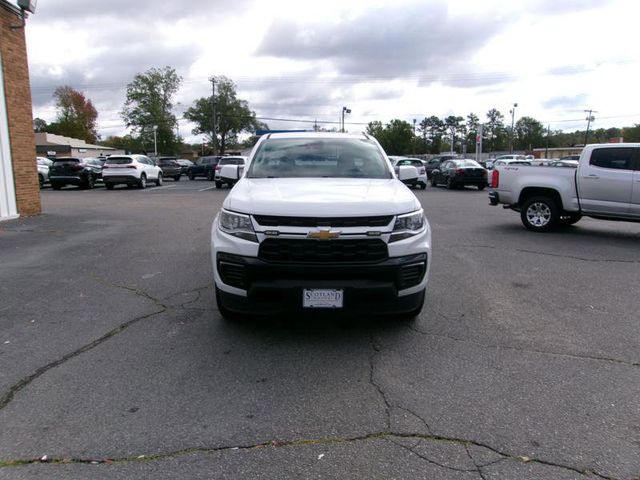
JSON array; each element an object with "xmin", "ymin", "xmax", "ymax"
[
  {"xmin": 53, "ymin": 158, "xmax": 80, "ymax": 164},
  {"xmin": 248, "ymin": 138, "xmax": 391, "ymax": 179},
  {"xmin": 590, "ymin": 148, "xmax": 633, "ymax": 170},
  {"xmin": 106, "ymin": 157, "xmax": 133, "ymax": 165}
]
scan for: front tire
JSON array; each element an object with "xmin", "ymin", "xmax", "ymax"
[
  {"xmin": 38, "ymin": 174, "xmax": 44, "ymax": 188},
  {"xmin": 215, "ymin": 181, "xmax": 223, "ymax": 189},
  {"xmin": 105, "ymin": 183, "xmax": 114, "ymax": 190},
  {"xmin": 520, "ymin": 196, "xmax": 559, "ymax": 232},
  {"xmin": 138, "ymin": 173, "xmax": 147, "ymax": 189},
  {"xmin": 51, "ymin": 182, "xmax": 62, "ymax": 190},
  {"xmin": 430, "ymin": 177, "xmax": 438, "ymax": 187},
  {"xmin": 207, "ymin": 170, "xmax": 214, "ymax": 181},
  {"xmin": 447, "ymin": 178, "xmax": 456, "ymax": 190},
  {"xmin": 174, "ymin": 175, "xmax": 181, "ymax": 181},
  {"xmin": 156, "ymin": 172, "xmax": 163, "ymax": 186},
  {"xmin": 188, "ymin": 171, "xmax": 195, "ymax": 180},
  {"xmin": 477, "ymin": 184, "xmax": 485, "ymax": 191},
  {"xmin": 83, "ymin": 174, "xmax": 95, "ymax": 189}
]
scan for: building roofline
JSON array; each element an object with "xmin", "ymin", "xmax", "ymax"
[{"xmin": 0, "ymin": 1, "xmax": 22, "ymax": 17}]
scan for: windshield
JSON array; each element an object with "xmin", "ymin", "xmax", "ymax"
[
  {"xmin": 455, "ymin": 160, "xmax": 482, "ymax": 167},
  {"xmin": 247, "ymin": 138, "xmax": 391, "ymax": 179}
]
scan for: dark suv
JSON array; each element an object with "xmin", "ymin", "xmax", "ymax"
[
  {"xmin": 188, "ymin": 156, "xmax": 222, "ymax": 180},
  {"xmin": 49, "ymin": 157, "xmax": 103, "ymax": 190},
  {"xmin": 157, "ymin": 157, "xmax": 182, "ymax": 181}
]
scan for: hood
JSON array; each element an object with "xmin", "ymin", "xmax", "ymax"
[{"xmin": 225, "ymin": 178, "xmax": 421, "ymax": 217}]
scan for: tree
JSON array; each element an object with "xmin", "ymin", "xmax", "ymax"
[
  {"xmin": 622, "ymin": 124, "xmax": 640, "ymax": 142},
  {"xmin": 46, "ymin": 86, "xmax": 99, "ymax": 143},
  {"xmin": 465, "ymin": 113, "xmax": 480, "ymax": 153},
  {"xmin": 514, "ymin": 116, "xmax": 545, "ymax": 150},
  {"xmin": 184, "ymin": 76, "xmax": 263, "ymax": 155},
  {"xmin": 419, "ymin": 116, "xmax": 445, "ymax": 153},
  {"xmin": 121, "ymin": 66, "xmax": 182, "ymax": 155},
  {"xmin": 485, "ymin": 109, "xmax": 506, "ymax": 152},
  {"xmin": 367, "ymin": 119, "xmax": 413, "ymax": 155},
  {"xmin": 33, "ymin": 117, "xmax": 48, "ymax": 133},
  {"xmin": 444, "ymin": 115, "xmax": 464, "ymax": 153}
]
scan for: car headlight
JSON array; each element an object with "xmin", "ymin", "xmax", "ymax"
[
  {"xmin": 219, "ymin": 210, "xmax": 257, "ymax": 242},
  {"xmin": 390, "ymin": 210, "xmax": 425, "ymax": 242}
]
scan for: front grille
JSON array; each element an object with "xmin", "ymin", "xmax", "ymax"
[
  {"xmin": 258, "ymin": 239, "xmax": 388, "ymax": 263},
  {"xmin": 398, "ymin": 262, "xmax": 426, "ymax": 289},
  {"xmin": 218, "ymin": 261, "xmax": 247, "ymax": 289},
  {"xmin": 253, "ymin": 215, "xmax": 393, "ymax": 228}
]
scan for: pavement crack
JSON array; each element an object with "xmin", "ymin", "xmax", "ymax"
[
  {"xmin": 464, "ymin": 444, "xmax": 493, "ymax": 480},
  {"xmin": 405, "ymin": 323, "xmax": 640, "ymax": 368},
  {"xmin": 0, "ymin": 308, "xmax": 165, "ymax": 411},
  {"xmin": 0, "ymin": 431, "xmax": 619, "ymax": 479},
  {"xmin": 368, "ymin": 335, "xmax": 391, "ymax": 431},
  {"xmin": 90, "ymin": 275, "xmax": 168, "ymax": 309},
  {"xmin": 394, "ymin": 405, "xmax": 432, "ymax": 434},
  {"xmin": 388, "ymin": 437, "xmax": 478, "ymax": 473}
]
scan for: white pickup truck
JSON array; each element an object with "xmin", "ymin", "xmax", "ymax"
[
  {"xmin": 488, "ymin": 143, "xmax": 640, "ymax": 231},
  {"xmin": 210, "ymin": 132, "xmax": 431, "ymax": 318}
]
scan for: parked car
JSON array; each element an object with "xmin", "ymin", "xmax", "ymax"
[
  {"xmin": 102, "ymin": 155, "xmax": 163, "ymax": 190},
  {"xmin": 175, "ymin": 159, "xmax": 194, "ymax": 175},
  {"xmin": 560, "ymin": 155, "xmax": 580, "ymax": 161},
  {"xmin": 549, "ymin": 159, "xmax": 579, "ymax": 168},
  {"xmin": 424, "ymin": 155, "xmax": 458, "ymax": 178},
  {"xmin": 49, "ymin": 157, "xmax": 103, "ymax": 190},
  {"xmin": 211, "ymin": 132, "xmax": 431, "ymax": 318},
  {"xmin": 214, "ymin": 156, "xmax": 246, "ymax": 188},
  {"xmin": 489, "ymin": 143, "xmax": 640, "ymax": 231},
  {"xmin": 36, "ymin": 157, "xmax": 52, "ymax": 188},
  {"xmin": 430, "ymin": 159, "xmax": 488, "ymax": 190},
  {"xmin": 486, "ymin": 154, "xmax": 527, "ymax": 169},
  {"xmin": 388, "ymin": 156, "xmax": 427, "ymax": 189},
  {"xmin": 157, "ymin": 157, "xmax": 182, "ymax": 181},
  {"xmin": 485, "ymin": 158, "xmax": 532, "ymax": 183},
  {"xmin": 188, "ymin": 156, "xmax": 222, "ymax": 180}
]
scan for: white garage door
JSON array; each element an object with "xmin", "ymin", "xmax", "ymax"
[{"xmin": 0, "ymin": 49, "xmax": 19, "ymax": 221}]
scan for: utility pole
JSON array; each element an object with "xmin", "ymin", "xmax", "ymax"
[
  {"xmin": 341, "ymin": 106, "xmax": 351, "ymax": 133},
  {"xmin": 545, "ymin": 124, "xmax": 550, "ymax": 158},
  {"xmin": 475, "ymin": 124, "xmax": 483, "ymax": 163},
  {"xmin": 584, "ymin": 109, "xmax": 597, "ymax": 145},
  {"xmin": 209, "ymin": 77, "xmax": 216, "ymax": 154},
  {"xmin": 509, "ymin": 102, "xmax": 518, "ymax": 153}
]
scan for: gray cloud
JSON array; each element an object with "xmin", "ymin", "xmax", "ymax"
[
  {"xmin": 256, "ymin": 2, "xmax": 502, "ymax": 85},
  {"xmin": 542, "ymin": 94, "xmax": 587, "ymax": 110},
  {"xmin": 32, "ymin": 0, "xmax": 253, "ymax": 21},
  {"xmin": 525, "ymin": 0, "xmax": 610, "ymax": 15}
]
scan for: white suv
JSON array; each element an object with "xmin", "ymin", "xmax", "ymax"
[
  {"xmin": 211, "ymin": 132, "xmax": 432, "ymax": 318},
  {"xmin": 102, "ymin": 155, "xmax": 163, "ymax": 190}
]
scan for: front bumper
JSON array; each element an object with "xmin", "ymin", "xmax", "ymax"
[{"xmin": 211, "ymin": 216, "xmax": 431, "ymax": 315}]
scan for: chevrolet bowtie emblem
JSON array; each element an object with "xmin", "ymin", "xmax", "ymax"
[{"xmin": 307, "ymin": 228, "xmax": 341, "ymax": 240}]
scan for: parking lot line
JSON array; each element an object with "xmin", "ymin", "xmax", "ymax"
[
  {"xmin": 198, "ymin": 186, "xmax": 216, "ymax": 192},
  {"xmin": 144, "ymin": 185, "xmax": 176, "ymax": 192}
]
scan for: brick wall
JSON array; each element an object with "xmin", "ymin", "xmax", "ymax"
[{"xmin": 1, "ymin": 5, "xmax": 40, "ymax": 216}]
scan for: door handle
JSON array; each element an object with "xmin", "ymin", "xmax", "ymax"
[{"xmin": 584, "ymin": 174, "xmax": 599, "ymax": 179}]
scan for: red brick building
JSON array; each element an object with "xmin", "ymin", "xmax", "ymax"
[{"xmin": 0, "ymin": 0, "xmax": 39, "ymax": 220}]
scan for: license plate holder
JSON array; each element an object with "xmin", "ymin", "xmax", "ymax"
[{"xmin": 303, "ymin": 289, "xmax": 344, "ymax": 309}]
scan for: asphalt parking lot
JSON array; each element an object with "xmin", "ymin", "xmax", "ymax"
[{"xmin": 1, "ymin": 179, "xmax": 639, "ymax": 479}]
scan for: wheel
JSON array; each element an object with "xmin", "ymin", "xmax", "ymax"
[
  {"xmin": 51, "ymin": 182, "xmax": 62, "ymax": 190},
  {"xmin": 207, "ymin": 170, "xmax": 214, "ymax": 181},
  {"xmin": 559, "ymin": 213, "xmax": 582, "ymax": 226},
  {"xmin": 420, "ymin": 182, "xmax": 427, "ymax": 190},
  {"xmin": 430, "ymin": 177, "xmax": 438, "ymax": 187},
  {"xmin": 38, "ymin": 174, "xmax": 44, "ymax": 188},
  {"xmin": 447, "ymin": 178, "xmax": 456, "ymax": 189},
  {"xmin": 188, "ymin": 171, "xmax": 195, "ymax": 180},
  {"xmin": 520, "ymin": 196, "xmax": 559, "ymax": 232},
  {"xmin": 156, "ymin": 172, "xmax": 163, "ymax": 186},
  {"xmin": 477, "ymin": 184, "xmax": 485, "ymax": 191},
  {"xmin": 83, "ymin": 174, "xmax": 95, "ymax": 189},
  {"xmin": 215, "ymin": 181, "xmax": 222, "ymax": 189},
  {"xmin": 174, "ymin": 175, "xmax": 181, "ymax": 181},
  {"xmin": 138, "ymin": 173, "xmax": 147, "ymax": 189},
  {"xmin": 105, "ymin": 183, "xmax": 114, "ymax": 190}
]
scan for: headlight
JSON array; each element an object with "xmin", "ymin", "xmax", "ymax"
[
  {"xmin": 219, "ymin": 210, "xmax": 257, "ymax": 242},
  {"xmin": 390, "ymin": 210, "xmax": 425, "ymax": 242}
]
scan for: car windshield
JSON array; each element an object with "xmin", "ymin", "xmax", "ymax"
[{"xmin": 247, "ymin": 138, "xmax": 391, "ymax": 179}]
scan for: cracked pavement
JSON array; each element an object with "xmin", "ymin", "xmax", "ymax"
[{"xmin": 0, "ymin": 182, "xmax": 639, "ymax": 479}]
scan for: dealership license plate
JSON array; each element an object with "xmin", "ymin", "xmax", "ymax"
[{"xmin": 303, "ymin": 289, "xmax": 344, "ymax": 309}]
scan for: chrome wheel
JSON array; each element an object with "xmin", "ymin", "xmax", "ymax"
[{"xmin": 526, "ymin": 202, "xmax": 551, "ymax": 227}]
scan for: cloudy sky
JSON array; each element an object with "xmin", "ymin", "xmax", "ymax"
[{"xmin": 23, "ymin": 0, "xmax": 640, "ymax": 143}]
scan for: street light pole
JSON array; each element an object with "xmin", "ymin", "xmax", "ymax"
[
  {"xmin": 509, "ymin": 102, "xmax": 518, "ymax": 154},
  {"xmin": 341, "ymin": 106, "xmax": 351, "ymax": 133},
  {"xmin": 153, "ymin": 125, "xmax": 158, "ymax": 157}
]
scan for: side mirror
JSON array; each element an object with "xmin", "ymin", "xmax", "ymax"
[
  {"xmin": 398, "ymin": 165, "xmax": 419, "ymax": 181},
  {"xmin": 219, "ymin": 164, "xmax": 239, "ymax": 181}
]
